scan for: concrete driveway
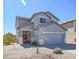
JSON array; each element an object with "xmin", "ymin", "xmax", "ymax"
[
  {"xmin": 63, "ymin": 50, "xmax": 76, "ymax": 54},
  {"xmin": 42, "ymin": 43, "xmax": 76, "ymax": 50}
]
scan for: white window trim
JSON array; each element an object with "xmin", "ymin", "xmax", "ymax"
[{"xmin": 39, "ymin": 16, "xmax": 48, "ymax": 18}]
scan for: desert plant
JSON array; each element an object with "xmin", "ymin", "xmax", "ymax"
[
  {"xmin": 3, "ymin": 32, "xmax": 16, "ymax": 45},
  {"xmin": 53, "ymin": 47, "xmax": 63, "ymax": 54}
]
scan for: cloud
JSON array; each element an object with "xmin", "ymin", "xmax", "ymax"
[{"xmin": 21, "ymin": 0, "xmax": 26, "ymax": 6}]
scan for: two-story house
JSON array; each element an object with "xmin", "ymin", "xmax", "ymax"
[{"xmin": 16, "ymin": 12, "xmax": 67, "ymax": 45}]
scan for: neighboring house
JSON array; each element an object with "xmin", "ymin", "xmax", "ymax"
[
  {"xmin": 16, "ymin": 12, "xmax": 67, "ymax": 45},
  {"xmin": 61, "ymin": 20, "xmax": 76, "ymax": 43}
]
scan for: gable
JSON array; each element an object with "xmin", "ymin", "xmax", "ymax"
[
  {"xmin": 31, "ymin": 12, "xmax": 59, "ymax": 22},
  {"xmin": 31, "ymin": 13, "xmax": 51, "ymax": 22}
]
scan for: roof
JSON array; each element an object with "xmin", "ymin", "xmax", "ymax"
[
  {"xmin": 16, "ymin": 11, "xmax": 60, "ymax": 29},
  {"xmin": 46, "ymin": 12, "xmax": 60, "ymax": 21},
  {"xmin": 17, "ymin": 23, "xmax": 33, "ymax": 30},
  {"xmin": 30, "ymin": 11, "xmax": 60, "ymax": 21},
  {"xmin": 61, "ymin": 19, "xmax": 76, "ymax": 25},
  {"xmin": 54, "ymin": 22, "xmax": 67, "ymax": 31},
  {"xmin": 30, "ymin": 12, "xmax": 51, "ymax": 20},
  {"xmin": 39, "ymin": 21, "xmax": 67, "ymax": 31},
  {"xmin": 16, "ymin": 16, "xmax": 30, "ymax": 21},
  {"xmin": 16, "ymin": 11, "xmax": 60, "ymax": 21}
]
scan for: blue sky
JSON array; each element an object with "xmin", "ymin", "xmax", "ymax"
[{"xmin": 4, "ymin": 0, "xmax": 76, "ymax": 34}]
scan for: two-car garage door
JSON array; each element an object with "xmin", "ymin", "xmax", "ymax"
[{"xmin": 44, "ymin": 33, "xmax": 63, "ymax": 45}]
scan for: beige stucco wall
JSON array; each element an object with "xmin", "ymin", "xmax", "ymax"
[
  {"xmin": 66, "ymin": 28, "xmax": 75, "ymax": 43},
  {"xmin": 31, "ymin": 13, "xmax": 58, "ymax": 28},
  {"xmin": 38, "ymin": 23, "xmax": 66, "ymax": 45},
  {"xmin": 62, "ymin": 20, "xmax": 76, "ymax": 43},
  {"xmin": 16, "ymin": 30, "xmax": 23, "ymax": 44}
]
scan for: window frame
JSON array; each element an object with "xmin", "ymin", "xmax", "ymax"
[{"xmin": 40, "ymin": 18, "xmax": 46, "ymax": 23}]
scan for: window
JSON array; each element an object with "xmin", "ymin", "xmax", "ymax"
[{"xmin": 40, "ymin": 18, "xmax": 46, "ymax": 23}]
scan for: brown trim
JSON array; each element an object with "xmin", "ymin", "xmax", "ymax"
[
  {"xmin": 30, "ymin": 12, "xmax": 60, "ymax": 21},
  {"xmin": 30, "ymin": 12, "xmax": 51, "ymax": 20},
  {"xmin": 16, "ymin": 11, "xmax": 60, "ymax": 21},
  {"xmin": 16, "ymin": 11, "xmax": 61, "ymax": 29},
  {"xmin": 54, "ymin": 22, "xmax": 67, "ymax": 31},
  {"xmin": 46, "ymin": 12, "xmax": 60, "ymax": 21},
  {"xmin": 61, "ymin": 19, "xmax": 76, "ymax": 25},
  {"xmin": 16, "ymin": 16, "xmax": 30, "ymax": 21}
]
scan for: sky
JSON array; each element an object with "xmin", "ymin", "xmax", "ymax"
[{"xmin": 4, "ymin": 0, "xmax": 76, "ymax": 34}]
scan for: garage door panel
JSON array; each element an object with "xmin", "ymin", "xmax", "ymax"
[{"xmin": 45, "ymin": 34, "xmax": 62, "ymax": 44}]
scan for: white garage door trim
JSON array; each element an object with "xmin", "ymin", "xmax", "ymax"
[
  {"xmin": 43, "ymin": 32, "xmax": 64, "ymax": 34},
  {"xmin": 43, "ymin": 33, "xmax": 64, "ymax": 45}
]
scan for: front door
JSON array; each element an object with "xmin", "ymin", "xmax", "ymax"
[{"xmin": 23, "ymin": 34, "xmax": 28, "ymax": 44}]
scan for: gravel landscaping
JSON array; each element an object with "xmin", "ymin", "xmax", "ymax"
[{"xmin": 3, "ymin": 44, "xmax": 76, "ymax": 59}]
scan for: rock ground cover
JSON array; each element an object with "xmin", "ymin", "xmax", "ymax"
[{"xmin": 3, "ymin": 44, "xmax": 76, "ymax": 59}]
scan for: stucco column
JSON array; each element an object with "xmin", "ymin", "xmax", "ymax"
[
  {"xmin": 30, "ymin": 31, "xmax": 34, "ymax": 43},
  {"xmin": 19, "ymin": 30, "xmax": 23, "ymax": 44},
  {"xmin": 16, "ymin": 30, "xmax": 19, "ymax": 43},
  {"xmin": 64, "ymin": 32, "xmax": 66, "ymax": 44}
]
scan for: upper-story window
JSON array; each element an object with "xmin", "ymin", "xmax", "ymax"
[{"xmin": 40, "ymin": 18, "xmax": 46, "ymax": 23}]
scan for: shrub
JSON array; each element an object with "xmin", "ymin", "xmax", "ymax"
[
  {"xmin": 32, "ymin": 41, "xmax": 38, "ymax": 46},
  {"xmin": 53, "ymin": 47, "xmax": 63, "ymax": 54},
  {"xmin": 3, "ymin": 32, "xmax": 16, "ymax": 45}
]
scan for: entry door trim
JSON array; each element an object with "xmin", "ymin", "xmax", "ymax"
[{"xmin": 23, "ymin": 34, "xmax": 28, "ymax": 44}]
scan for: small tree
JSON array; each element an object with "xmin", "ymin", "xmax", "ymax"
[{"xmin": 3, "ymin": 32, "xmax": 16, "ymax": 45}]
